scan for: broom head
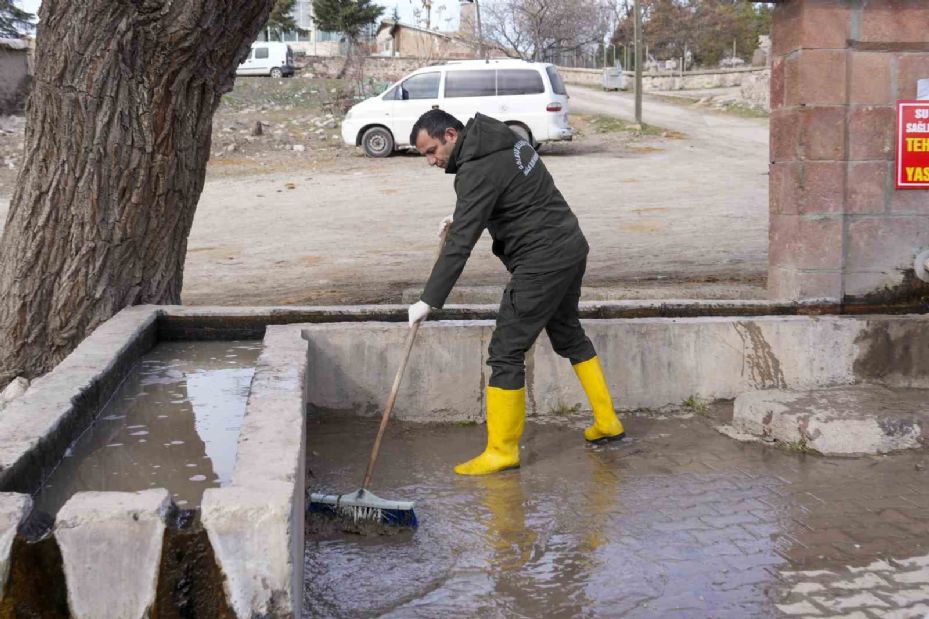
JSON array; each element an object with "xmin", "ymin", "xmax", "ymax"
[{"xmin": 308, "ymin": 488, "xmax": 418, "ymax": 529}]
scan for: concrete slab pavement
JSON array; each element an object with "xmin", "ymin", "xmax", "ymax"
[{"xmin": 731, "ymin": 384, "xmax": 929, "ymax": 455}]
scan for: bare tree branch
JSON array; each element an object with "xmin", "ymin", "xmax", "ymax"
[{"xmin": 483, "ymin": 0, "xmax": 610, "ymax": 62}]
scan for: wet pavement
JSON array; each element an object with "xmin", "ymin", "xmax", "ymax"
[
  {"xmin": 304, "ymin": 404, "xmax": 929, "ymax": 618},
  {"xmin": 35, "ymin": 341, "xmax": 261, "ymax": 515}
]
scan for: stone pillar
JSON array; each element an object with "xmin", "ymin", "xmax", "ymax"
[{"xmin": 768, "ymin": 0, "xmax": 929, "ymax": 302}]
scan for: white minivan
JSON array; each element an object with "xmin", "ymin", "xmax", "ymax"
[
  {"xmin": 341, "ymin": 59, "xmax": 573, "ymax": 157},
  {"xmin": 236, "ymin": 42, "xmax": 295, "ymax": 78}
]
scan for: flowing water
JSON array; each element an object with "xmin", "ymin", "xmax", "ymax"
[{"xmin": 35, "ymin": 341, "xmax": 261, "ymax": 515}]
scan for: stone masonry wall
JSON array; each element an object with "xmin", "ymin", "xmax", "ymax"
[
  {"xmin": 741, "ymin": 69, "xmax": 771, "ymax": 111},
  {"xmin": 302, "ymin": 56, "xmax": 443, "ymax": 83},
  {"xmin": 768, "ymin": 0, "xmax": 929, "ymax": 302},
  {"xmin": 558, "ymin": 65, "xmax": 765, "ymax": 92}
]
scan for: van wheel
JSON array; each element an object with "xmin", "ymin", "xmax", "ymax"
[
  {"xmin": 507, "ymin": 123, "xmax": 533, "ymax": 145},
  {"xmin": 362, "ymin": 127, "xmax": 394, "ymax": 158},
  {"xmin": 270, "ymin": 67, "xmax": 283, "ymax": 78}
]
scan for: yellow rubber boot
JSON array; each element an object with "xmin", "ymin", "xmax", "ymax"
[
  {"xmin": 574, "ymin": 357, "xmax": 625, "ymax": 442},
  {"xmin": 454, "ymin": 387, "xmax": 525, "ymax": 476}
]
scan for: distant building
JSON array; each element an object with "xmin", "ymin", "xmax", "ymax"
[
  {"xmin": 375, "ymin": 2, "xmax": 508, "ymax": 61},
  {"xmin": 258, "ymin": 0, "xmax": 507, "ymax": 60},
  {"xmin": 258, "ymin": 0, "xmax": 344, "ymax": 57},
  {"xmin": 0, "ymin": 38, "xmax": 30, "ymax": 114},
  {"xmin": 375, "ymin": 21, "xmax": 476, "ymax": 59}
]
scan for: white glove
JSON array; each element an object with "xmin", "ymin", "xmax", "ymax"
[
  {"xmin": 438, "ymin": 215, "xmax": 453, "ymax": 239},
  {"xmin": 408, "ymin": 300, "xmax": 431, "ymax": 326}
]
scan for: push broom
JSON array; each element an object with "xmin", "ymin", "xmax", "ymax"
[{"xmin": 308, "ymin": 221, "xmax": 451, "ymax": 530}]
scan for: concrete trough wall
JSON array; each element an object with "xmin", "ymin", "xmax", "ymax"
[
  {"xmin": 0, "ymin": 309, "xmax": 308, "ymax": 618},
  {"xmin": 4, "ymin": 305, "xmax": 929, "ymax": 616},
  {"xmin": 303, "ymin": 314, "xmax": 929, "ymax": 420},
  {"xmin": 0, "ymin": 305, "xmax": 158, "ymax": 494},
  {"xmin": 202, "ymin": 324, "xmax": 307, "ymax": 618}
]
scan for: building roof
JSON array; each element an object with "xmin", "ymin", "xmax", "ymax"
[
  {"xmin": 0, "ymin": 38, "xmax": 29, "ymax": 51},
  {"xmin": 377, "ymin": 20, "xmax": 457, "ymax": 41},
  {"xmin": 376, "ymin": 20, "xmax": 510, "ymax": 55}
]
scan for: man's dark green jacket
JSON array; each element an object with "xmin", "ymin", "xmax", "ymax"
[{"xmin": 421, "ymin": 113, "xmax": 589, "ymax": 309}]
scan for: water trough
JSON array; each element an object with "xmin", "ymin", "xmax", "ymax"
[{"xmin": 0, "ymin": 303, "xmax": 926, "ymax": 617}]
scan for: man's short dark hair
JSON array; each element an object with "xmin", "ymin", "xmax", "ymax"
[{"xmin": 410, "ymin": 109, "xmax": 464, "ymax": 147}]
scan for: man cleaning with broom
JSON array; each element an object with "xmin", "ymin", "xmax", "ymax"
[{"xmin": 408, "ymin": 109, "xmax": 625, "ymax": 476}]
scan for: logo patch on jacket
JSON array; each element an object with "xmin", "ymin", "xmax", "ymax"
[{"xmin": 513, "ymin": 140, "xmax": 539, "ymax": 177}]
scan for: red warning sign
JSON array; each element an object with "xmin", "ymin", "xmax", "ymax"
[{"xmin": 897, "ymin": 101, "xmax": 929, "ymax": 189}]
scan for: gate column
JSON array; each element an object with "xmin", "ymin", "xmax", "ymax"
[{"xmin": 767, "ymin": 0, "xmax": 929, "ymax": 302}]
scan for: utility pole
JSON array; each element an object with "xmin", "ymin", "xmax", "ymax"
[
  {"xmin": 634, "ymin": 0, "xmax": 643, "ymax": 124},
  {"xmin": 474, "ymin": 0, "xmax": 487, "ymax": 61}
]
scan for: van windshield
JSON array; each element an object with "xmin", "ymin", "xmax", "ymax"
[{"xmin": 546, "ymin": 66, "xmax": 567, "ymax": 95}]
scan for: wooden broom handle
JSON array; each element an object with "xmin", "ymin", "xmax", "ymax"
[{"xmin": 360, "ymin": 221, "xmax": 451, "ymax": 490}]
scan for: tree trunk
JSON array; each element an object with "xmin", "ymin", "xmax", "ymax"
[
  {"xmin": 337, "ymin": 36, "xmax": 355, "ymax": 80},
  {"xmin": 0, "ymin": 0, "xmax": 274, "ymax": 386}
]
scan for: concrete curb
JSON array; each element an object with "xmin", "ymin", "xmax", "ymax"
[
  {"xmin": 202, "ymin": 325, "xmax": 307, "ymax": 618},
  {"xmin": 157, "ymin": 299, "xmax": 888, "ymax": 340},
  {"xmin": 55, "ymin": 489, "xmax": 172, "ymax": 619}
]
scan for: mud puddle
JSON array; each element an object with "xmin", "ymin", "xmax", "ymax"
[{"xmin": 35, "ymin": 341, "xmax": 261, "ymax": 515}]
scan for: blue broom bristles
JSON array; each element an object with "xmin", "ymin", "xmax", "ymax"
[{"xmin": 308, "ymin": 490, "xmax": 418, "ymax": 529}]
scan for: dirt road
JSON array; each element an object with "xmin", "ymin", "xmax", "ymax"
[
  {"xmin": 183, "ymin": 86, "xmax": 769, "ymax": 305},
  {"xmin": 0, "ymin": 83, "xmax": 770, "ymax": 305}
]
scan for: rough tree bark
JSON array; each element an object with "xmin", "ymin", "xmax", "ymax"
[
  {"xmin": 0, "ymin": 0, "xmax": 274, "ymax": 386},
  {"xmin": 336, "ymin": 35, "xmax": 355, "ymax": 79}
]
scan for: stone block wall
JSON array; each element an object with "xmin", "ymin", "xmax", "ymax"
[
  {"xmin": 302, "ymin": 55, "xmax": 445, "ymax": 83},
  {"xmin": 557, "ymin": 65, "xmax": 765, "ymax": 92},
  {"xmin": 768, "ymin": 0, "xmax": 929, "ymax": 302},
  {"xmin": 741, "ymin": 69, "xmax": 771, "ymax": 111}
]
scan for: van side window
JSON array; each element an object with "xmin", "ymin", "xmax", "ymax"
[
  {"xmin": 545, "ymin": 66, "xmax": 567, "ymax": 95},
  {"xmin": 445, "ymin": 70, "xmax": 496, "ymax": 98},
  {"xmin": 497, "ymin": 69, "xmax": 545, "ymax": 96},
  {"xmin": 401, "ymin": 72, "xmax": 440, "ymax": 100},
  {"xmin": 255, "ymin": 47, "xmax": 269, "ymax": 59}
]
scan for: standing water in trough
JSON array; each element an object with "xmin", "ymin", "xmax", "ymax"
[
  {"xmin": 306, "ymin": 408, "xmax": 860, "ymax": 617},
  {"xmin": 35, "ymin": 341, "xmax": 261, "ymax": 515}
]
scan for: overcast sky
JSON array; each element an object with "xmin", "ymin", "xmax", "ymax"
[{"xmin": 14, "ymin": 0, "xmax": 463, "ymax": 31}]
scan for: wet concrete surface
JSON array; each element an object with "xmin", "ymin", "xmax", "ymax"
[
  {"xmin": 305, "ymin": 405, "xmax": 929, "ymax": 618},
  {"xmin": 35, "ymin": 341, "xmax": 261, "ymax": 514}
]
